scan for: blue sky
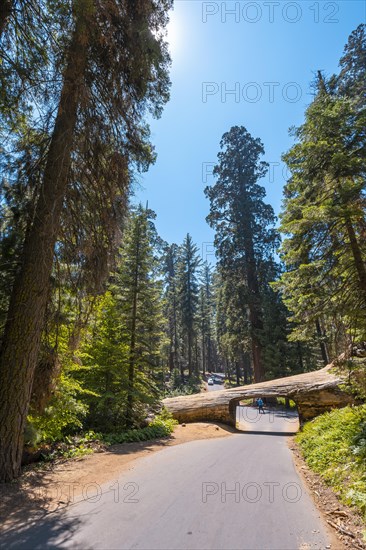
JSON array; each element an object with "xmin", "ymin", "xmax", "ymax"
[{"xmin": 135, "ymin": 0, "xmax": 365, "ymax": 261}]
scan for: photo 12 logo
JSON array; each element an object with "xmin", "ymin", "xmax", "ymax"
[
  {"xmin": 202, "ymin": 161, "xmax": 291, "ymax": 184},
  {"xmin": 202, "ymin": 481, "xmax": 302, "ymax": 503},
  {"xmin": 34, "ymin": 481, "xmax": 140, "ymax": 505},
  {"xmin": 237, "ymin": 405, "xmax": 299, "ymax": 425},
  {"xmin": 202, "ymin": 242, "xmax": 216, "ymax": 263},
  {"xmin": 202, "ymin": 82, "xmax": 303, "ymax": 104},
  {"xmin": 202, "ymin": 2, "xmax": 340, "ymax": 24}
]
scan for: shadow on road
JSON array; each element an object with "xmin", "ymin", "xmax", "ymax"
[
  {"xmin": 236, "ymin": 430, "xmax": 299, "ymax": 436},
  {"xmin": 0, "ymin": 507, "xmax": 81, "ymax": 549}
]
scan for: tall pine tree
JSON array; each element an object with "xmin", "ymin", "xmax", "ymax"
[
  {"xmin": 177, "ymin": 234, "xmax": 201, "ymax": 379},
  {"xmin": 277, "ymin": 26, "xmax": 366, "ymax": 351},
  {"xmin": 205, "ymin": 126, "xmax": 278, "ymax": 382}
]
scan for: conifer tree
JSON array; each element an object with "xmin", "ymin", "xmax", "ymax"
[
  {"xmin": 177, "ymin": 234, "xmax": 201, "ymax": 378},
  {"xmin": 277, "ymin": 27, "xmax": 366, "ymax": 350},
  {"xmin": 198, "ymin": 263, "xmax": 211, "ymax": 375},
  {"xmin": 162, "ymin": 243, "xmax": 180, "ymax": 376},
  {"xmin": 79, "ymin": 206, "xmax": 164, "ymax": 431},
  {"xmin": 115, "ymin": 206, "xmax": 164, "ymax": 428},
  {"xmin": 198, "ymin": 262, "xmax": 217, "ymax": 376},
  {"xmin": 205, "ymin": 126, "xmax": 279, "ymax": 382}
]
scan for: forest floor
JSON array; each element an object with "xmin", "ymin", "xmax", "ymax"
[{"xmin": 0, "ymin": 422, "xmax": 235, "ymax": 529}]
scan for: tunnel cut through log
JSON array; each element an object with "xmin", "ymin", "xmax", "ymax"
[{"xmin": 163, "ymin": 366, "xmax": 353, "ymax": 427}]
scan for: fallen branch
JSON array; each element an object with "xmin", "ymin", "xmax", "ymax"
[
  {"xmin": 327, "ymin": 509, "xmax": 349, "ymax": 518},
  {"xmin": 326, "ymin": 519, "xmax": 355, "ymax": 538}
]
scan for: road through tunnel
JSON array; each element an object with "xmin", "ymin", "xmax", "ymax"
[{"xmin": 234, "ymin": 398, "xmax": 300, "ymax": 435}]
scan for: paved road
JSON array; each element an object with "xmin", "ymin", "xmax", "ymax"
[
  {"xmin": 236, "ymin": 405, "xmax": 300, "ymax": 434},
  {"xmin": 3, "ymin": 409, "xmax": 331, "ymax": 550},
  {"xmin": 206, "ymin": 374, "xmax": 225, "ymax": 392},
  {"xmin": 207, "ymin": 382, "xmax": 223, "ymax": 392}
]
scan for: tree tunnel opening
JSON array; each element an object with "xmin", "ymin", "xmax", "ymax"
[{"xmin": 232, "ymin": 396, "xmax": 300, "ymax": 435}]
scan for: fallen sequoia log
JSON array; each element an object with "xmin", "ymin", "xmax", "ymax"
[{"xmin": 163, "ymin": 366, "xmax": 354, "ymax": 426}]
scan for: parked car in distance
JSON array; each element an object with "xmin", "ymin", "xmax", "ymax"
[{"xmin": 207, "ymin": 378, "xmax": 214, "ymax": 385}]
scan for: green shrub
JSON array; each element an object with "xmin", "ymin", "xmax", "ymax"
[
  {"xmin": 26, "ymin": 368, "xmax": 91, "ymax": 445},
  {"xmin": 25, "ymin": 410, "xmax": 178, "ymax": 466},
  {"xmin": 103, "ymin": 410, "xmax": 178, "ymax": 445},
  {"xmin": 27, "ymin": 391, "xmax": 88, "ymax": 444},
  {"xmin": 164, "ymin": 385, "xmax": 199, "ymax": 397},
  {"xmin": 296, "ymin": 405, "xmax": 366, "ymax": 517},
  {"xmin": 38, "ymin": 431, "xmax": 103, "ymax": 462}
]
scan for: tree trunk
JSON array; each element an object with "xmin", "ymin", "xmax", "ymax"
[
  {"xmin": 126, "ymin": 222, "xmax": 141, "ymax": 428},
  {"xmin": 243, "ymin": 352, "xmax": 251, "ymax": 384},
  {"xmin": 194, "ymin": 337, "xmax": 199, "ymax": 377},
  {"xmin": 345, "ymin": 217, "xmax": 366, "ymax": 301},
  {"xmin": 168, "ymin": 312, "xmax": 174, "ymax": 373},
  {"xmin": 297, "ymin": 342, "xmax": 304, "ymax": 371},
  {"xmin": 187, "ymin": 332, "xmax": 192, "ymax": 378},
  {"xmin": 250, "ymin": 332, "xmax": 263, "ymax": 382},
  {"xmin": 173, "ymin": 294, "xmax": 179, "ymax": 372},
  {"xmin": 169, "ymin": 348, "xmax": 174, "ymax": 373},
  {"xmin": 315, "ymin": 319, "xmax": 329, "ymax": 366},
  {"xmin": 244, "ymin": 234, "xmax": 265, "ymax": 382},
  {"xmin": 163, "ymin": 366, "xmax": 353, "ymax": 426},
  {"xmin": 0, "ymin": 0, "xmax": 12, "ymax": 36},
  {"xmin": 126, "ymin": 300, "xmax": 137, "ymax": 428},
  {"xmin": 0, "ymin": 2, "xmax": 90, "ymax": 482},
  {"xmin": 235, "ymin": 361, "xmax": 240, "ymax": 386},
  {"xmin": 207, "ymin": 333, "xmax": 211, "ymax": 374},
  {"xmin": 226, "ymin": 357, "xmax": 232, "ymax": 385},
  {"xmin": 180, "ymin": 360, "xmax": 184, "ymax": 384}
]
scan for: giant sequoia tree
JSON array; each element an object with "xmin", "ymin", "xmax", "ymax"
[
  {"xmin": 205, "ymin": 126, "xmax": 278, "ymax": 382},
  {"xmin": 0, "ymin": 0, "xmax": 172, "ymax": 481}
]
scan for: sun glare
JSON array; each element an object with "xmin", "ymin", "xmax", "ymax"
[{"xmin": 166, "ymin": 11, "xmax": 181, "ymax": 55}]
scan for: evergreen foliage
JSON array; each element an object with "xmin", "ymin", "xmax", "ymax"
[
  {"xmin": 176, "ymin": 234, "xmax": 201, "ymax": 378},
  {"xmin": 276, "ymin": 23, "xmax": 366, "ymax": 353},
  {"xmin": 205, "ymin": 126, "xmax": 290, "ymax": 382}
]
